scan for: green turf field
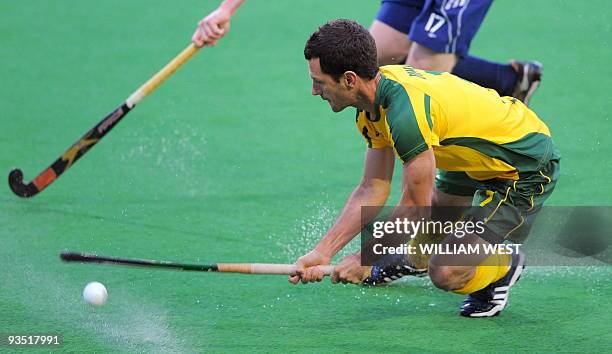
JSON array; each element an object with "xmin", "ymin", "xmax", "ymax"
[{"xmin": 1, "ymin": 0, "xmax": 611, "ymax": 352}]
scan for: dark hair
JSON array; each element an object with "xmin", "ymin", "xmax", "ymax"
[{"xmin": 304, "ymin": 19, "xmax": 378, "ymax": 81}]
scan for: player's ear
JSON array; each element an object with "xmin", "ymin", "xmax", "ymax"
[{"xmin": 343, "ymin": 71, "xmax": 358, "ymax": 89}]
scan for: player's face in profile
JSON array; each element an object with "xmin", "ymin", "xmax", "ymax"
[{"xmin": 308, "ymin": 58, "xmax": 351, "ymax": 112}]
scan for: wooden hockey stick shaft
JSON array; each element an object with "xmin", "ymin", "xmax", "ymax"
[
  {"xmin": 60, "ymin": 251, "xmax": 335, "ymax": 276},
  {"xmin": 9, "ymin": 44, "xmax": 200, "ymax": 198}
]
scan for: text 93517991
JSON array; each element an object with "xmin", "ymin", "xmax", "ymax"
[{"xmin": 1, "ymin": 334, "xmax": 62, "ymax": 347}]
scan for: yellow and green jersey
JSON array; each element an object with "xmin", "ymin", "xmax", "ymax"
[{"xmin": 356, "ymin": 65, "xmax": 560, "ymax": 181}]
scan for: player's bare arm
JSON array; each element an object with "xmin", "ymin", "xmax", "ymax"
[
  {"xmin": 397, "ymin": 148, "xmax": 435, "ymax": 207},
  {"xmin": 288, "ymin": 147, "xmax": 395, "ymax": 284},
  {"xmin": 192, "ymin": 0, "xmax": 245, "ymax": 47},
  {"xmin": 384, "ymin": 147, "xmax": 436, "ymax": 228},
  {"xmin": 332, "ymin": 148, "xmax": 436, "ymax": 285}
]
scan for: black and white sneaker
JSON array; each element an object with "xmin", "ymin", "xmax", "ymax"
[
  {"xmin": 362, "ymin": 254, "xmax": 428, "ymax": 286},
  {"xmin": 460, "ymin": 251, "xmax": 525, "ymax": 318},
  {"xmin": 511, "ymin": 60, "xmax": 543, "ymax": 106}
]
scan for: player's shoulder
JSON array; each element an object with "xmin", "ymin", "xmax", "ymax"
[
  {"xmin": 380, "ymin": 64, "xmax": 455, "ymax": 86},
  {"xmin": 377, "ymin": 65, "xmax": 446, "ymax": 103},
  {"xmin": 376, "ymin": 69, "xmax": 427, "ymax": 118},
  {"xmin": 376, "ymin": 69, "xmax": 412, "ymax": 109}
]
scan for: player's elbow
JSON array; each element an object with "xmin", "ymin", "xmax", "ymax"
[
  {"xmin": 356, "ymin": 179, "xmax": 391, "ymax": 204},
  {"xmin": 400, "ymin": 180, "xmax": 434, "ymax": 206}
]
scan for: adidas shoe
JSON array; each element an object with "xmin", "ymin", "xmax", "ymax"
[
  {"xmin": 460, "ymin": 251, "xmax": 525, "ymax": 318},
  {"xmin": 511, "ymin": 60, "xmax": 543, "ymax": 106},
  {"xmin": 362, "ymin": 254, "xmax": 427, "ymax": 286}
]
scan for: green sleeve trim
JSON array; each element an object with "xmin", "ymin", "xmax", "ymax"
[
  {"xmin": 381, "ymin": 83, "xmax": 428, "ymax": 163},
  {"xmin": 424, "ymin": 94, "xmax": 432, "ymax": 130},
  {"xmin": 399, "ymin": 142, "xmax": 429, "ymax": 163}
]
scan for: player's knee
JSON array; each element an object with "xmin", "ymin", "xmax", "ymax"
[
  {"xmin": 428, "ymin": 264, "xmax": 471, "ymax": 291},
  {"xmin": 370, "ymin": 20, "xmax": 411, "ymax": 65},
  {"xmin": 407, "ymin": 47, "xmax": 457, "ymax": 72},
  {"xmin": 375, "ymin": 43, "xmax": 408, "ymax": 65},
  {"xmin": 428, "ymin": 264, "xmax": 453, "ymax": 290},
  {"xmin": 407, "ymin": 55, "xmax": 433, "ymax": 71}
]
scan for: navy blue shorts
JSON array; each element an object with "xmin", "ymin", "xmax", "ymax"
[{"xmin": 375, "ymin": 0, "xmax": 493, "ymax": 56}]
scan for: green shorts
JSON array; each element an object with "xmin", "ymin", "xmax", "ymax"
[
  {"xmin": 435, "ymin": 171, "xmax": 480, "ymax": 197},
  {"xmin": 463, "ymin": 159, "xmax": 560, "ymax": 244}
]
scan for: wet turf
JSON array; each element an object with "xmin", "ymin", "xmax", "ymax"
[{"xmin": 1, "ymin": 1, "xmax": 610, "ymax": 352}]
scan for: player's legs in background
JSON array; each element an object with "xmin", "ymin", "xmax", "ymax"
[
  {"xmin": 370, "ymin": 20, "xmax": 413, "ymax": 65},
  {"xmin": 452, "ymin": 57, "xmax": 543, "ymax": 105},
  {"xmin": 407, "ymin": 42, "xmax": 457, "ymax": 71},
  {"xmin": 370, "ymin": 0, "xmax": 423, "ymax": 65},
  {"xmin": 407, "ymin": 0, "xmax": 542, "ymax": 104}
]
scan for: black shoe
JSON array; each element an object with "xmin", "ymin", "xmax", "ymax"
[
  {"xmin": 460, "ymin": 251, "xmax": 525, "ymax": 318},
  {"xmin": 362, "ymin": 254, "xmax": 427, "ymax": 286},
  {"xmin": 511, "ymin": 60, "xmax": 543, "ymax": 106}
]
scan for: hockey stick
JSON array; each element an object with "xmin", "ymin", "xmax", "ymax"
[
  {"xmin": 60, "ymin": 251, "xmax": 335, "ymax": 276},
  {"xmin": 8, "ymin": 44, "xmax": 200, "ymax": 198}
]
